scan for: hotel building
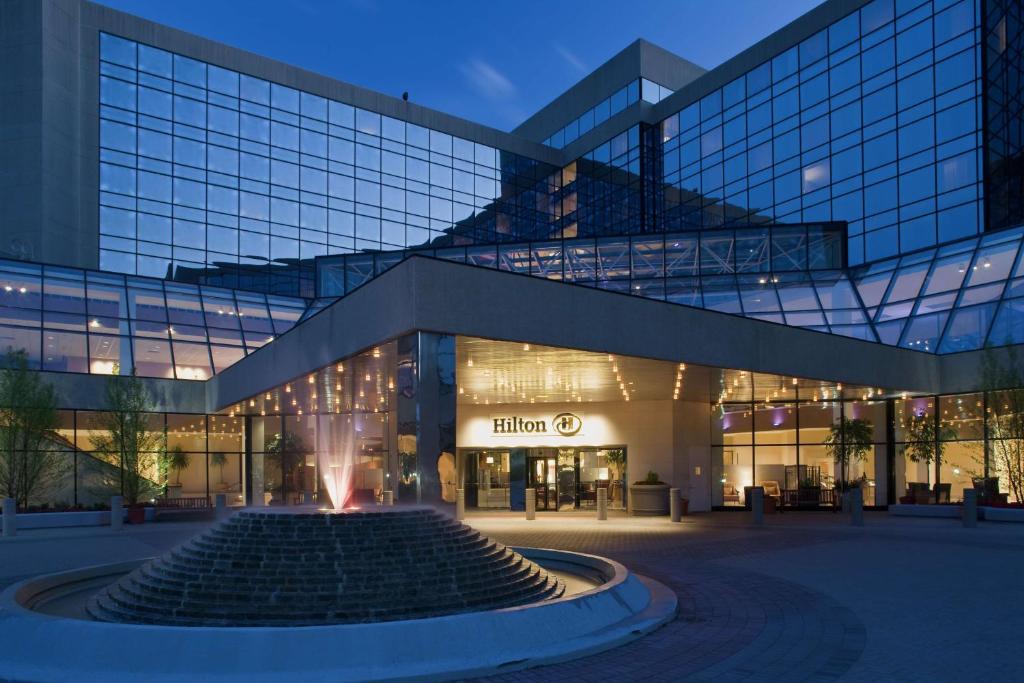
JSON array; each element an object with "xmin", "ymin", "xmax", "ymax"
[{"xmin": 1, "ymin": 0, "xmax": 1022, "ymax": 512}]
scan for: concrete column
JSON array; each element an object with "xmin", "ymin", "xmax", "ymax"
[
  {"xmin": 2, "ymin": 498, "xmax": 15, "ymax": 537},
  {"xmin": 596, "ymin": 488, "xmax": 607, "ymax": 520},
  {"xmin": 670, "ymin": 488, "xmax": 681, "ymax": 523},
  {"xmin": 525, "ymin": 488, "xmax": 536, "ymax": 521},
  {"xmin": 382, "ymin": 490, "xmax": 394, "ymax": 506},
  {"xmin": 849, "ymin": 487, "xmax": 864, "ymax": 527},
  {"xmin": 963, "ymin": 488, "xmax": 978, "ymax": 528},
  {"xmin": 751, "ymin": 487, "xmax": 764, "ymax": 526},
  {"xmin": 456, "ymin": 488, "xmax": 465, "ymax": 521},
  {"xmin": 214, "ymin": 494, "xmax": 227, "ymax": 519},
  {"xmin": 110, "ymin": 496, "xmax": 123, "ymax": 531}
]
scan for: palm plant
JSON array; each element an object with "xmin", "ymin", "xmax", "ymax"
[
  {"xmin": 210, "ymin": 452, "xmax": 227, "ymax": 485},
  {"xmin": 166, "ymin": 445, "xmax": 190, "ymax": 486}
]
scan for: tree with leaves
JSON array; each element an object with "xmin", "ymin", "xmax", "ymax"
[
  {"xmin": 823, "ymin": 416, "xmax": 874, "ymax": 487},
  {"xmin": 982, "ymin": 347, "xmax": 1024, "ymax": 503},
  {"xmin": 264, "ymin": 431, "xmax": 306, "ymax": 498},
  {"xmin": 90, "ymin": 373, "xmax": 165, "ymax": 505},
  {"xmin": 0, "ymin": 349, "xmax": 64, "ymax": 509},
  {"xmin": 900, "ymin": 412, "xmax": 958, "ymax": 469}
]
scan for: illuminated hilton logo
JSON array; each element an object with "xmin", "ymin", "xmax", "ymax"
[{"xmin": 491, "ymin": 412, "xmax": 582, "ymax": 436}]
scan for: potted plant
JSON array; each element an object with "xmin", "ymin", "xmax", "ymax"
[
  {"xmin": 824, "ymin": 416, "xmax": 874, "ymax": 508},
  {"xmin": 165, "ymin": 445, "xmax": 190, "ymax": 498},
  {"xmin": 629, "ymin": 470, "xmax": 670, "ymax": 515}
]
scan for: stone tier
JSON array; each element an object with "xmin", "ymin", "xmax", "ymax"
[{"xmin": 87, "ymin": 508, "xmax": 564, "ymax": 626}]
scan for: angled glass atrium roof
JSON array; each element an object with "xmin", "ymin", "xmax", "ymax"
[{"xmin": 317, "ymin": 223, "xmax": 1024, "ymax": 355}]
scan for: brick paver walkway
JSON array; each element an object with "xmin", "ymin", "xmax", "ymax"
[{"xmin": 2, "ymin": 510, "xmax": 1022, "ymax": 682}]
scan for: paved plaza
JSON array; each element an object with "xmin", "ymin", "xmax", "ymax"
[{"xmin": 1, "ymin": 511, "xmax": 1021, "ymax": 682}]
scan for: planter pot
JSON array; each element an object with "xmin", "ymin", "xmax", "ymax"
[
  {"xmin": 629, "ymin": 484, "xmax": 670, "ymax": 516},
  {"xmin": 126, "ymin": 506, "xmax": 146, "ymax": 525}
]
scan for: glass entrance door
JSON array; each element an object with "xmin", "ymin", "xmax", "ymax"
[{"xmin": 528, "ymin": 453, "xmax": 557, "ymax": 511}]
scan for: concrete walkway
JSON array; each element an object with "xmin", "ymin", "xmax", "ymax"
[{"xmin": 1, "ymin": 511, "xmax": 1022, "ymax": 681}]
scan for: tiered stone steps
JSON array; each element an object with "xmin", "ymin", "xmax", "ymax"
[{"xmin": 87, "ymin": 508, "xmax": 564, "ymax": 626}]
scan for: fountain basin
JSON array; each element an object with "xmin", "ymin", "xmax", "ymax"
[{"xmin": 0, "ymin": 547, "xmax": 676, "ymax": 682}]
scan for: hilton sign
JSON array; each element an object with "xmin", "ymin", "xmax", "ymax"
[{"xmin": 491, "ymin": 412, "xmax": 583, "ymax": 437}]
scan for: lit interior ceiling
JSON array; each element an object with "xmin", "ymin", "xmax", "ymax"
[{"xmin": 456, "ymin": 337, "xmax": 687, "ymax": 405}]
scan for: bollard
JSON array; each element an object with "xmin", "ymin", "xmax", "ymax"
[
  {"xmin": 456, "ymin": 488, "xmax": 465, "ymax": 521},
  {"xmin": 963, "ymin": 488, "xmax": 978, "ymax": 528},
  {"xmin": 751, "ymin": 487, "xmax": 764, "ymax": 526},
  {"xmin": 670, "ymin": 487, "xmax": 681, "ymax": 523},
  {"xmin": 383, "ymin": 490, "xmax": 394, "ymax": 506},
  {"xmin": 215, "ymin": 493, "xmax": 227, "ymax": 519},
  {"xmin": 597, "ymin": 487, "xmax": 608, "ymax": 520},
  {"xmin": 525, "ymin": 488, "xmax": 536, "ymax": 520},
  {"xmin": 2, "ymin": 498, "xmax": 15, "ymax": 538},
  {"xmin": 110, "ymin": 495, "xmax": 123, "ymax": 532},
  {"xmin": 849, "ymin": 487, "xmax": 864, "ymax": 527}
]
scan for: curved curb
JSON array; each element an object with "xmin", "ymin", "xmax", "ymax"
[{"xmin": 0, "ymin": 548, "xmax": 677, "ymax": 682}]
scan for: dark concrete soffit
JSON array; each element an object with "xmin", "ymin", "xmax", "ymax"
[
  {"xmin": 79, "ymin": 0, "xmax": 562, "ymax": 166},
  {"xmin": 208, "ymin": 256, "xmax": 948, "ymax": 411},
  {"xmin": 42, "ymin": 371, "xmax": 207, "ymax": 413},
  {"xmin": 513, "ymin": 38, "xmax": 705, "ymax": 143}
]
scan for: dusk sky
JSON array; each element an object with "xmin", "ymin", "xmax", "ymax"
[{"xmin": 96, "ymin": 0, "xmax": 823, "ymax": 131}]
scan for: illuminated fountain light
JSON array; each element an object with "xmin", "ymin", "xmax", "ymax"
[{"xmin": 317, "ymin": 414, "xmax": 357, "ymax": 510}]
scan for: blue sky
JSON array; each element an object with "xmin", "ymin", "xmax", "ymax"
[{"xmin": 97, "ymin": 0, "xmax": 823, "ymax": 131}]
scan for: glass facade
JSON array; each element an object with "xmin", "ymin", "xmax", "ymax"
[
  {"xmin": 98, "ymin": 33, "xmax": 560, "ymax": 292},
  {"xmin": 656, "ymin": 0, "xmax": 983, "ymax": 266},
  {"xmin": 18, "ymin": 410, "xmax": 244, "ymax": 510},
  {"xmin": 984, "ymin": 0, "xmax": 1024, "ymax": 232},
  {"xmin": 0, "ymin": 257, "xmax": 307, "ymax": 379},
  {"xmin": 714, "ymin": 372, "xmax": 1024, "ymax": 507}
]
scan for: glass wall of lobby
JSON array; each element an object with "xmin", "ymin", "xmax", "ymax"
[{"xmin": 712, "ymin": 373, "xmax": 890, "ymax": 509}]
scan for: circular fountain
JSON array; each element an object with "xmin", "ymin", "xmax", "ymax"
[{"xmin": 0, "ymin": 507, "xmax": 677, "ymax": 682}]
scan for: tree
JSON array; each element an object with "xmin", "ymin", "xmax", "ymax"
[
  {"xmin": 90, "ymin": 374, "xmax": 165, "ymax": 505},
  {"xmin": 165, "ymin": 445, "xmax": 190, "ymax": 486},
  {"xmin": 823, "ymin": 417, "xmax": 874, "ymax": 487},
  {"xmin": 982, "ymin": 347, "xmax": 1024, "ymax": 503},
  {"xmin": 900, "ymin": 413, "xmax": 958, "ymax": 468},
  {"xmin": 210, "ymin": 452, "xmax": 227, "ymax": 486},
  {"xmin": 0, "ymin": 350, "xmax": 64, "ymax": 509},
  {"xmin": 264, "ymin": 431, "xmax": 306, "ymax": 497}
]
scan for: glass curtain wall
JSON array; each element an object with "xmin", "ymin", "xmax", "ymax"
[
  {"xmin": 656, "ymin": 0, "xmax": 982, "ymax": 266},
  {"xmin": 712, "ymin": 374, "xmax": 887, "ymax": 508},
  {"xmin": 98, "ymin": 33, "xmax": 560, "ymax": 293},
  {"xmin": 10, "ymin": 410, "xmax": 244, "ymax": 511}
]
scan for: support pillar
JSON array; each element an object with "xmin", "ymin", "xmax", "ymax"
[
  {"xmin": 963, "ymin": 488, "xmax": 978, "ymax": 528},
  {"xmin": 110, "ymin": 495, "xmax": 123, "ymax": 531},
  {"xmin": 849, "ymin": 487, "xmax": 864, "ymax": 527},
  {"xmin": 525, "ymin": 488, "xmax": 536, "ymax": 520},
  {"xmin": 2, "ymin": 498, "xmax": 15, "ymax": 537},
  {"xmin": 597, "ymin": 488, "xmax": 607, "ymax": 520},
  {"xmin": 670, "ymin": 488, "xmax": 681, "ymax": 522},
  {"xmin": 751, "ymin": 487, "xmax": 764, "ymax": 526},
  {"xmin": 396, "ymin": 333, "xmax": 456, "ymax": 505}
]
